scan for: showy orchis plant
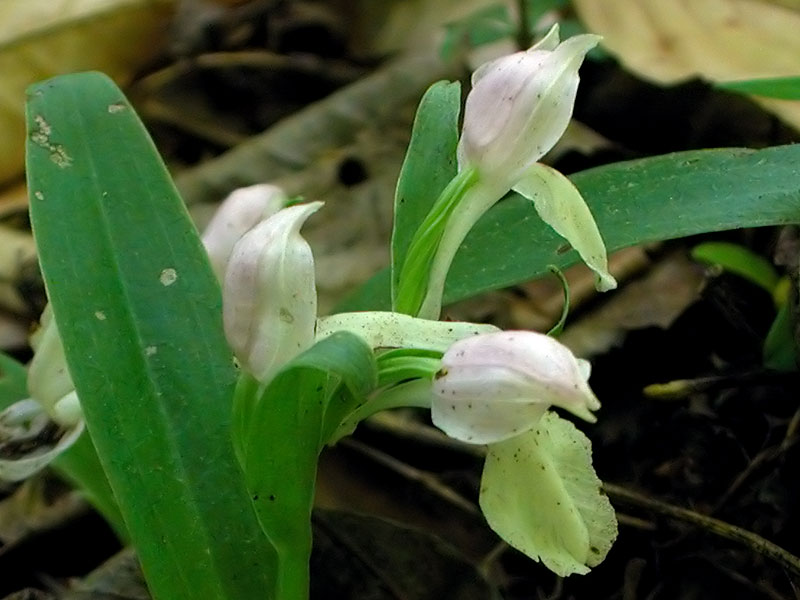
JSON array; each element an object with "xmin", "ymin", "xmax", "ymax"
[{"xmin": 11, "ymin": 24, "xmax": 622, "ymax": 600}]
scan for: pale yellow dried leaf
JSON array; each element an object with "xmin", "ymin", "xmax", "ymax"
[
  {"xmin": 0, "ymin": 0, "xmax": 175, "ymax": 185},
  {"xmin": 573, "ymin": 0, "xmax": 800, "ymax": 130}
]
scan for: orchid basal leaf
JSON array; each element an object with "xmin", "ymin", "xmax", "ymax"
[
  {"xmin": 27, "ymin": 71, "xmax": 275, "ymax": 600},
  {"xmin": 480, "ymin": 412, "xmax": 617, "ymax": 576}
]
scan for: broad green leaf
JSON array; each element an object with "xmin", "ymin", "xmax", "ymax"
[
  {"xmin": 27, "ymin": 72, "xmax": 275, "ymax": 600},
  {"xmin": 0, "ymin": 352, "xmax": 28, "ymax": 410},
  {"xmin": 341, "ymin": 146, "xmax": 800, "ymax": 311},
  {"xmin": 717, "ymin": 76, "xmax": 800, "ymax": 100},
  {"xmin": 0, "ymin": 0, "xmax": 174, "ymax": 185},
  {"xmin": 390, "ymin": 80, "xmax": 460, "ymax": 304},
  {"xmin": 691, "ymin": 241, "xmax": 780, "ymax": 293},
  {"xmin": 233, "ymin": 331, "xmax": 376, "ymax": 599},
  {"xmin": 480, "ymin": 412, "xmax": 617, "ymax": 576}
]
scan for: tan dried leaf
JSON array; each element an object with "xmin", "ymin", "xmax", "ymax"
[
  {"xmin": 0, "ymin": 0, "xmax": 175, "ymax": 185},
  {"xmin": 573, "ymin": 0, "xmax": 800, "ymax": 130}
]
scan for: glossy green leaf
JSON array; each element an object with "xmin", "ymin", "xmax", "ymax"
[
  {"xmin": 26, "ymin": 72, "xmax": 276, "ymax": 600},
  {"xmin": 717, "ymin": 76, "xmax": 800, "ymax": 100},
  {"xmin": 392, "ymin": 80, "xmax": 461, "ymax": 307},
  {"xmin": 691, "ymin": 241, "xmax": 779, "ymax": 293},
  {"xmin": 233, "ymin": 331, "xmax": 377, "ymax": 599},
  {"xmin": 342, "ymin": 145, "xmax": 800, "ymax": 311}
]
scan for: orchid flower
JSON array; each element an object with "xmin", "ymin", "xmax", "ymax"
[
  {"xmin": 430, "ymin": 330, "xmax": 616, "ymax": 576},
  {"xmin": 222, "ymin": 202, "xmax": 323, "ymax": 384},
  {"xmin": 431, "ymin": 330, "xmax": 599, "ymax": 444},
  {"xmin": 215, "ymin": 192, "xmax": 500, "ymax": 384},
  {"xmin": 398, "ymin": 25, "xmax": 616, "ymax": 319}
]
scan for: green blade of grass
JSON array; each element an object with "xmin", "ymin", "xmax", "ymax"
[{"xmin": 717, "ymin": 76, "xmax": 800, "ymax": 100}]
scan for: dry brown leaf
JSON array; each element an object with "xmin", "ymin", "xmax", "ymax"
[
  {"xmin": 573, "ymin": 0, "xmax": 800, "ymax": 130},
  {"xmin": 0, "ymin": 0, "xmax": 175, "ymax": 186},
  {"xmin": 559, "ymin": 251, "xmax": 705, "ymax": 358}
]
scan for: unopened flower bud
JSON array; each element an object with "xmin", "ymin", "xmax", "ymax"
[
  {"xmin": 27, "ymin": 305, "xmax": 82, "ymax": 427},
  {"xmin": 223, "ymin": 201, "xmax": 322, "ymax": 383},
  {"xmin": 458, "ymin": 25, "xmax": 601, "ymax": 184},
  {"xmin": 432, "ymin": 331, "xmax": 599, "ymax": 444},
  {"xmin": 202, "ymin": 184, "xmax": 288, "ymax": 280}
]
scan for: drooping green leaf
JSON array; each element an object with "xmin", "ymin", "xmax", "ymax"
[
  {"xmin": 233, "ymin": 331, "xmax": 377, "ymax": 599},
  {"xmin": 717, "ymin": 76, "xmax": 800, "ymax": 100},
  {"xmin": 764, "ymin": 299, "xmax": 798, "ymax": 372},
  {"xmin": 691, "ymin": 241, "xmax": 780, "ymax": 294},
  {"xmin": 392, "ymin": 80, "xmax": 461, "ymax": 306},
  {"xmin": 26, "ymin": 72, "xmax": 276, "ymax": 600},
  {"xmin": 480, "ymin": 412, "xmax": 617, "ymax": 577},
  {"xmin": 342, "ymin": 145, "xmax": 800, "ymax": 311}
]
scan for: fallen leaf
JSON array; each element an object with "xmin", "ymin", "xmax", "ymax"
[
  {"xmin": 0, "ymin": 0, "xmax": 175, "ymax": 185},
  {"xmin": 573, "ymin": 0, "xmax": 800, "ymax": 130}
]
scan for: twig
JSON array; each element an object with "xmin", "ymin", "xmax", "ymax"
[
  {"xmin": 340, "ymin": 437, "xmax": 480, "ymax": 516},
  {"xmin": 604, "ymin": 482, "xmax": 800, "ymax": 578},
  {"xmin": 643, "ymin": 370, "xmax": 800, "ymax": 400}
]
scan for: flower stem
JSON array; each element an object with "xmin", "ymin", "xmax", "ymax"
[
  {"xmin": 330, "ymin": 379, "xmax": 434, "ymax": 444},
  {"xmin": 416, "ymin": 177, "xmax": 506, "ymax": 319},
  {"xmin": 393, "ymin": 168, "xmax": 479, "ymax": 317},
  {"xmin": 274, "ymin": 541, "xmax": 311, "ymax": 600}
]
